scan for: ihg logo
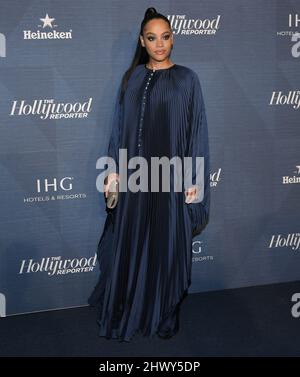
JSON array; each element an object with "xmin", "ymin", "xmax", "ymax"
[
  {"xmin": 0, "ymin": 293, "xmax": 6, "ymax": 317},
  {"xmin": 0, "ymin": 33, "xmax": 6, "ymax": 57}
]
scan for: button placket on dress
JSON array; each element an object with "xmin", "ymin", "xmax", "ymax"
[{"xmin": 138, "ymin": 69, "xmax": 155, "ymax": 153}]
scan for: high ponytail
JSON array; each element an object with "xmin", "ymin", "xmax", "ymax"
[
  {"xmin": 118, "ymin": 7, "xmax": 172, "ymax": 104},
  {"xmin": 144, "ymin": 7, "xmax": 158, "ymax": 18}
]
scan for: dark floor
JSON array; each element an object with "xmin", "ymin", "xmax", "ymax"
[{"xmin": 0, "ymin": 280, "xmax": 299, "ymax": 357}]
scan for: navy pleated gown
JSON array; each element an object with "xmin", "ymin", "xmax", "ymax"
[{"xmin": 88, "ymin": 63, "xmax": 210, "ymax": 342}]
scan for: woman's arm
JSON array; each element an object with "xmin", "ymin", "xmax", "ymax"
[
  {"xmin": 104, "ymin": 84, "xmax": 122, "ymax": 197},
  {"xmin": 185, "ymin": 71, "xmax": 211, "ymax": 236}
]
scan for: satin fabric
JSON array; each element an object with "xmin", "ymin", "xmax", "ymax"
[{"xmin": 88, "ymin": 63, "xmax": 210, "ymax": 342}]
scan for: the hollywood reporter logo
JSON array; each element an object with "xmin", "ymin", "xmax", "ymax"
[
  {"xmin": 10, "ymin": 98, "xmax": 92, "ymax": 120},
  {"xmin": 19, "ymin": 255, "xmax": 97, "ymax": 276},
  {"xmin": 167, "ymin": 14, "xmax": 220, "ymax": 35}
]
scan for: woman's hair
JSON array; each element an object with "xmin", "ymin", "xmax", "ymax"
[{"xmin": 118, "ymin": 7, "xmax": 172, "ymax": 104}]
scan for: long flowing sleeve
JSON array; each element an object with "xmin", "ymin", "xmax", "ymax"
[
  {"xmin": 185, "ymin": 71, "xmax": 211, "ymax": 237},
  {"xmin": 106, "ymin": 84, "xmax": 122, "ymax": 175}
]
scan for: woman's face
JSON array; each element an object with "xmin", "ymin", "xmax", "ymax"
[{"xmin": 140, "ymin": 18, "xmax": 173, "ymax": 63}]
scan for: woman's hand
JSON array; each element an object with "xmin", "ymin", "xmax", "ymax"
[
  {"xmin": 184, "ymin": 185, "xmax": 199, "ymax": 204},
  {"xmin": 104, "ymin": 173, "xmax": 119, "ymax": 199}
]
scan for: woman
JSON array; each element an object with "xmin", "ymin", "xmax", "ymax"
[{"xmin": 88, "ymin": 7, "xmax": 210, "ymax": 342}]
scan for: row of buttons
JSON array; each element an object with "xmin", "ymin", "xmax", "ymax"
[{"xmin": 138, "ymin": 70, "xmax": 155, "ymax": 150}]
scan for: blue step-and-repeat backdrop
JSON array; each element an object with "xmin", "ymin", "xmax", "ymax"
[{"xmin": 0, "ymin": 0, "xmax": 299, "ymax": 317}]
